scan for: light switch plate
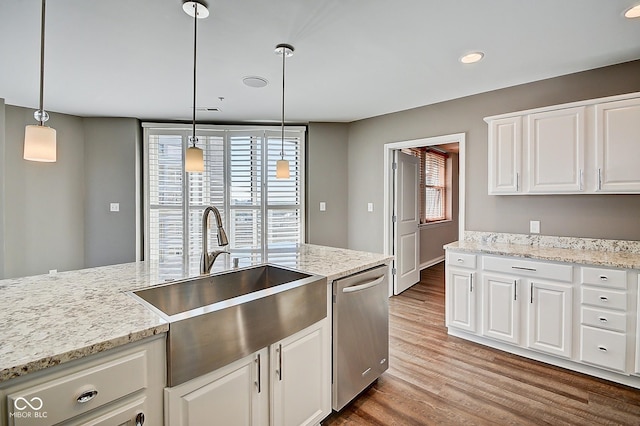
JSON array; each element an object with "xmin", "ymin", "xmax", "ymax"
[
  {"xmin": 530, "ymin": 220, "xmax": 540, "ymax": 234},
  {"xmin": 367, "ymin": 202, "xmax": 374, "ymax": 212},
  {"xmin": 320, "ymin": 202, "xmax": 326, "ymax": 211}
]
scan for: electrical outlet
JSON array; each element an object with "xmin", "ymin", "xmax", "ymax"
[
  {"xmin": 110, "ymin": 203, "xmax": 120, "ymax": 212},
  {"xmin": 367, "ymin": 203, "xmax": 374, "ymax": 212},
  {"xmin": 530, "ymin": 220, "xmax": 540, "ymax": 234}
]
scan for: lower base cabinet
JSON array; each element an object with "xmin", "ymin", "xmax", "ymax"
[
  {"xmin": 165, "ymin": 319, "xmax": 330, "ymax": 426},
  {"xmin": 0, "ymin": 335, "xmax": 165, "ymax": 426},
  {"xmin": 446, "ymin": 248, "xmax": 640, "ymax": 390}
]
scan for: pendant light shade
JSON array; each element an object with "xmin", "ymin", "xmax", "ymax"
[
  {"xmin": 276, "ymin": 159, "xmax": 290, "ymax": 179},
  {"xmin": 24, "ymin": 0, "xmax": 57, "ymax": 163},
  {"xmin": 184, "ymin": 1, "xmax": 208, "ymax": 173},
  {"xmin": 186, "ymin": 143, "xmax": 204, "ymax": 172},
  {"xmin": 24, "ymin": 124, "xmax": 56, "ymax": 162},
  {"xmin": 275, "ymin": 43, "xmax": 294, "ymax": 179}
]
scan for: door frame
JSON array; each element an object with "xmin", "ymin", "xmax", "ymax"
[{"xmin": 383, "ymin": 133, "xmax": 466, "ymax": 295}]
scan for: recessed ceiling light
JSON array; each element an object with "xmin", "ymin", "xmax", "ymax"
[
  {"xmin": 624, "ymin": 4, "xmax": 640, "ymax": 18},
  {"xmin": 460, "ymin": 52, "xmax": 484, "ymax": 64},
  {"xmin": 243, "ymin": 76, "xmax": 269, "ymax": 88}
]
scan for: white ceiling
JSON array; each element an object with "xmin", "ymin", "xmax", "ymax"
[{"xmin": 1, "ymin": 0, "xmax": 639, "ymax": 124}]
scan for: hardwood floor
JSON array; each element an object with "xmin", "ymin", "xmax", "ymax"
[{"xmin": 323, "ymin": 262, "xmax": 640, "ymax": 425}]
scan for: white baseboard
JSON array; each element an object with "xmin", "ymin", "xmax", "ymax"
[{"xmin": 420, "ymin": 255, "xmax": 444, "ymax": 271}]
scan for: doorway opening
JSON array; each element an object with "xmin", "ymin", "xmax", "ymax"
[{"xmin": 383, "ymin": 133, "xmax": 466, "ymax": 295}]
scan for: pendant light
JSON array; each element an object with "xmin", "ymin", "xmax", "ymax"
[
  {"xmin": 24, "ymin": 0, "xmax": 56, "ymax": 163},
  {"xmin": 184, "ymin": 1, "xmax": 209, "ymax": 173},
  {"xmin": 275, "ymin": 43, "xmax": 294, "ymax": 179}
]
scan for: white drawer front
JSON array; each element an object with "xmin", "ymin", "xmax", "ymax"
[
  {"xmin": 482, "ymin": 256, "xmax": 572, "ymax": 282},
  {"xmin": 581, "ymin": 307, "xmax": 627, "ymax": 333},
  {"xmin": 580, "ymin": 326, "xmax": 627, "ymax": 372},
  {"xmin": 581, "ymin": 267, "xmax": 627, "ymax": 289},
  {"xmin": 8, "ymin": 351, "xmax": 147, "ymax": 426},
  {"xmin": 581, "ymin": 287, "xmax": 627, "ymax": 311},
  {"xmin": 446, "ymin": 251, "xmax": 477, "ymax": 269}
]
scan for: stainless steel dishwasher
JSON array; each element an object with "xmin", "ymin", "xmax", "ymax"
[{"xmin": 332, "ymin": 263, "xmax": 389, "ymax": 411}]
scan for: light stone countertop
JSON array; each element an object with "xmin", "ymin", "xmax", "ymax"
[
  {"xmin": 0, "ymin": 244, "xmax": 392, "ymax": 383},
  {"xmin": 445, "ymin": 240, "xmax": 640, "ymax": 270}
]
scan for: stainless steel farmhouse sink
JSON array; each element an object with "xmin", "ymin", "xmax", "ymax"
[{"xmin": 130, "ymin": 264, "xmax": 327, "ymax": 386}]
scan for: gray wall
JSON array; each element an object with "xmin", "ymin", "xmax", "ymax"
[
  {"xmin": 1, "ymin": 106, "xmax": 139, "ymax": 278},
  {"xmin": 348, "ymin": 60, "xmax": 640, "ymax": 253},
  {"xmin": 420, "ymin": 153, "xmax": 459, "ymax": 266},
  {"xmin": 84, "ymin": 117, "xmax": 139, "ymax": 268},
  {"xmin": 4, "ymin": 106, "xmax": 86, "ymax": 278},
  {"xmin": 306, "ymin": 123, "xmax": 349, "ymax": 248}
]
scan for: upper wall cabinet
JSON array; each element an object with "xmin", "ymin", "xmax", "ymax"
[
  {"xmin": 595, "ymin": 98, "xmax": 640, "ymax": 193},
  {"xmin": 488, "ymin": 117, "xmax": 522, "ymax": 194},
  {"xmin": 485, "ymin": 92, "xmax": 640, "ymax": 195}
]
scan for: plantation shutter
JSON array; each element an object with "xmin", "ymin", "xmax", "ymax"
[
  {"xmin": 424, "ymin": 150, "xmax": 447, "ymax": 222},
  {"xmin": 144, "ymin": 124, "xmax": 305, "ymax": 276}
]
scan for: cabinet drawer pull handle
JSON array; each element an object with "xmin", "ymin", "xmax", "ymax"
[
  {"xmin": 469, "ymin": 273, "xmax": 473, "ymax": 292},
  {"xmin": 76, "ymin": 390, "xmax": 98, "ymax": 404},
  {"xmin": 512, "ymin": 266, "xmax": 537, "ymax": 272},
  {"xmin": 457, "ymin": 258, "xmax": 463, "ymax": 263},
  {"xmin": 599, "ymin": 296, "xmax": 608, "ymax": 302},
  {"xmin": 598, "ymin": 317, "xmax": 608, "ymax": 323},
  {"xmin": 599, "ymin": 275, "xmax": 608, "ymax": 281},
  {"xmin": 598, "ymin": 346, "xmax": 607, "ymax": 352}
]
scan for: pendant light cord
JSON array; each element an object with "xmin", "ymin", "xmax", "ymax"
[
  {"xmin": 280, "ymin": 46, "xmax": 286, "ymax": 159},
  {"xmin": 191, "ymin": 3, "xmax": 198, "ymax": 147},
  {"xmin": 38, "ymin": 0, "xmax": 46, "ymax": 125}
]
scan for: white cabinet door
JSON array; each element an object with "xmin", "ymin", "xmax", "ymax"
[
  {"xmin": 595, "ymin": 98, "xmax": 640, "ymax": 193},
  {"xmin": 446, "ymin": 268, "xmax": 477, "ymax": 332},
  {"xmin": 527, "ymin": 107, "xmax": 585, "ymax": 193},
  {"xmin": 482, "ymin": 274, "xmax": 520, "ymax": 345},
  {"xmin": 488, "ymin": 116, "xmax": 522, "ymax": 194},
  {"xmin": 527, "ymin": 280, "xmax": 573, "ymax": 358},
  {"xmin": 271, "ymin": 320, "xmax": 330, "ymax": 426},
  {"xmin": 165, "ymin": 349, "xmax": 268, "ymax": 426}
]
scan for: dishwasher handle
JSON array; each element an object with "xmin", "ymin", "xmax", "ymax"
[{"xmin": 342, "ymin": 275, "xmax": 385, "ymax": 293}]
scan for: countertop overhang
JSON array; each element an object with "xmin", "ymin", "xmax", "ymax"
[{"xmin": 0, "ymin": 244, "xmax": 392, "ymax": 383}]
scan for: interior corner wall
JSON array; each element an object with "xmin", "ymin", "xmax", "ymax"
[
  {"xmin": 4, "ymin": 105, "xmax": 85, "ymax": 278},
  {"xmin": 83, "ymin": 117, "xmax": 139, "ymax": 268},
  {"xmin": 0, "ymin": 98, "xmax": 6, "ymax": 278},
  {"xmin": 306, "ymin": 123, "xmax": 349, "ymax": 248},
  {"xmin": 347, "ymin": 60, "xmax": 640, "ymax": 254}
]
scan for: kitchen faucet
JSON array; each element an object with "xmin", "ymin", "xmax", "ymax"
[{"xmin": 200, "ymin": 206, "xmax": 229, "ymax": 274}]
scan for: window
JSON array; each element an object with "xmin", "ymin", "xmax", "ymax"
[
  {"xmin": 401, "ymin": 147, "xmax": 448, "ymax": 223},
  {"xmin": 144, "ymin": 124, "xmax": 305, "ymax": 278},
  {"xmin": 424, "ymin": 150, "xmax": 447, "ymax": 222}
]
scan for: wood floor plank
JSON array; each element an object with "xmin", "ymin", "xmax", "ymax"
[{"xmin": 323, "ymin": 262, "xmax": 640, "ymax": 426}]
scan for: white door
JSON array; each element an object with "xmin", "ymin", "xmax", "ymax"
[
  {"xmin": 482, "ymin": 274, "xmax": 520, "ymax": 344},
  {"xmin": 271, "ymin": 320, "xmax": 330, "ymax": 426},
  {"xmin": 527, "ymin": 280, "xmax": 573, "ymax": 358},
  {"xmin": 393, "ymin": 151, "xmax": 420, "ymax": 294},
  {"xmin": 488, "ymin": 116, "xmax": 522, "ymax": 194},
  {"xmin": 595, "ymin": 98, "xmax": 640, "ymax": 193},
  {"xmin": 165, "ymin": 349, "xmax": 268, "ymax": 426},
  {"xmin": 446, "ymin": 268, "xmax": 476, "ymax": 332},
  {"xmin": 527, "ymin": 107, "xmax": 585, "ymax": 193}
]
